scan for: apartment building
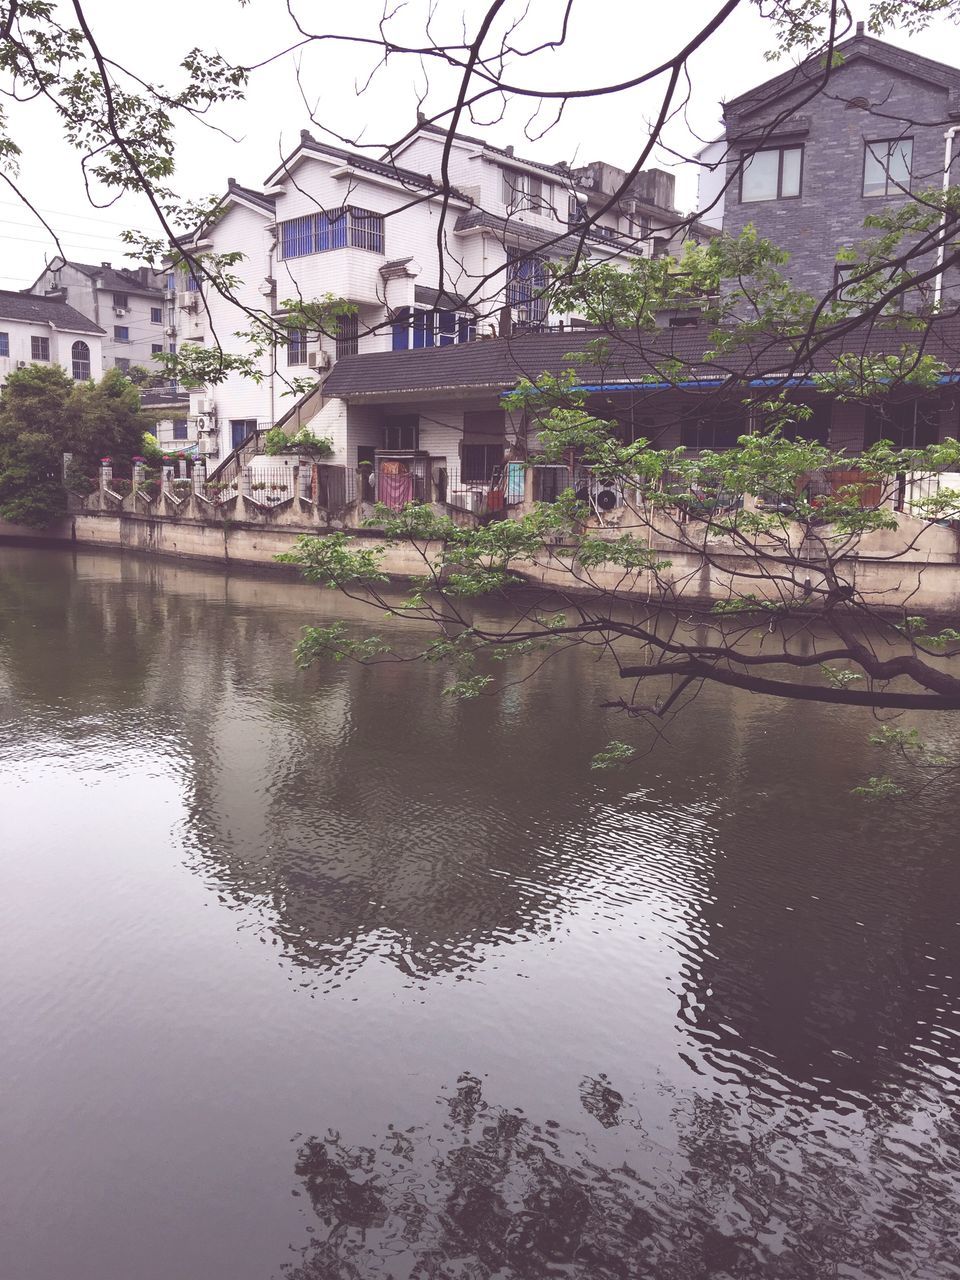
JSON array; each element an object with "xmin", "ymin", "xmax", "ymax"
[
  {"xmin": 699, "ymin": 25, "xmax": 960, "ymax": 302},
  {"xmin": 175, "ymin": 127, "xmax": 702, "ymax": 464},
  {"xmin": 27, "ymin": 258, "xmax": 167, "ymax": 376}
]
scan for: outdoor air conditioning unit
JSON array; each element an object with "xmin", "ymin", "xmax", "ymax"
[
  {"xmin": 164, "ymin": 326, "xmax": 177, "ymax": 337},
  {"xmin": 114, "ymin": 307, "xmax": 127, "ymax": 317},
  {"xmin": 17, "ymin": 360, "xmax": 26, "ymax": 368},
  {"xmin": 307, "ymin": 350, "xmax": 331, "ymax": 370},
  {"xmin": 178, "ymin": 291, "xmax": 198, "ymax": 311},
  {"xmin": 196, "ymin": 399, "xmax": 209, "ymax": 415}
]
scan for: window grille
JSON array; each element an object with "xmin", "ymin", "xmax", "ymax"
[
  {"xmin": 279, "ymin": 207, "xmax": 384, "ymax": 259},
  {"xmin": 71, "ymin": 340, "xmax": 91, "ymax": 380}
]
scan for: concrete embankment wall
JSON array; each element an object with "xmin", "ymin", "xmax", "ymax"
[{"xmin": 3, "ymin": 506, "xmax": 960, "ymax": 613}]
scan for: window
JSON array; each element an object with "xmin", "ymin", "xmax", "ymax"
[
  {"xmin": 185, "ymin": 272, "xmax": 201, "ymax": 291},
  {"xmin": 31, "ymin": 335, "xmax": 50, "ymax": 361},
  {"xmin": 287, "ymin": 328, "xmax": 307, "ymax": 365},
  {"xmin": 335, "ymin": 314, "xmax": 359, "ymax": 359},
  {"xmin": 461, "ymin": 443, "xmax": 503, "ymax": 483},
  {"xmin": 279, "ymin": 207, "xmax": 384, "ymax": 259},
  {"xmin": 151, "ymin": 343, "xmax": 163, "ymax": 355},
  {"xmin": 230, "ymin": 419, "xmax": 256, "ymax": 449},
  {"xmin": 865, "ymin": 398, "xmax": 939, "ymax": 448},
  {"xmin": 382, "ymin": 418, "xmax": 418, "ymax": 451},
  {"xmin": 0, "ymin": 332, "xmax": 8, "ymax": 357},
  {"xmin": 114, "ymin": 357, "xmax": 131, "ymax": 373},
  {"xmin": 173, "ymin": 421, "xmax": 189, "ymax": 441},
  {"xmin": 112, "ymin": 292, "xmax": 129, "ymax": 308},
  {"xmin": 502, "ymin": 168, "xmax": 550, "ymax": 213},
  {"xmin": 165, "ymin": 273, "xmax": 176, "ymax": 291},
  {"xmin": 150, "ymin": 307, "xmax": 163, "ymax": 324},
  {"xmin": 506, "ymin": 249, "xmax": 549, "ymax": 326},
  {"xmin": 680, "ymin": 413, "xmax": 746, "ymax": 450},
  {"xmin": 863, "ymin": 138, "xmax": 912, "ymax": 197},
  {"xmin": 740, "ymin": 145, "xmax": 803, "ymax": 202},
  {"xmin": 391, "ymin": 307, "xmax": 475, "ymax": 350},
  {"xmin": 114, "ymin": 325, "xmax": 129, "ymax": 342},
  {"xmin": 168, "ymin": 343, "xmax": 177, "ymax": 355},
  {"xmin": 568, "ymin": 195, "xmax": 587, "ymax": 226},
  {"xmin": 71, "ymin": 340, "xmax": 91, "ymax": 380}
]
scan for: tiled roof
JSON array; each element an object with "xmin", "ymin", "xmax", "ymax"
[
  {"xmin": 225, "ymin": 179, "xmax": 276, "ymax": 213},
  {"xmin": 726, "ymin": 31, "xmax": 960, "ymax": 118},
  {"xmin": 0, "ymin": 289, "xmax": 104, "ymax": 333},
  {"xmin": 53, "ymin": 259, "xmax": 163, "ymax": 297},
  {"xmin": 321, "ymin": 320, "xmax": 960, "ymax": 398},
  {"xmin": 453, "ymin": 208, "xmax": 639, "ymax": 254},
  {"xmin": 270, "ymin": 133, "xmax": 472, "ymax": 202},
  {"xmin": 404, "ymin": 120, "xmax": 574, "ymax": 180}
]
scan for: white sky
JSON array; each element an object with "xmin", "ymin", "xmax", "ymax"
[{"xmin": 3, "ymin": 0, "xmax": 960, "ymax": 290}]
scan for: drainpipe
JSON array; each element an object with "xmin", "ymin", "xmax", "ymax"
[
  {"xmin": 932, "ymin": 124, "xmax": 960, "ymax": 310},
  {"xmin": 267, "ymin": 225, "xmax": 278, "ymax": 428}
]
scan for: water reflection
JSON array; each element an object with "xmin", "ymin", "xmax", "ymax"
[
  {"xmin": 282, "ymin": 1073, "xmax": 960, "ymax": 1279},
  {"xmin": 1, "ymin": 548, "xmax": 959, "ymax": 1280}
]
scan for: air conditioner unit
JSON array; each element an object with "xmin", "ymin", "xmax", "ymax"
[
  {"xmin": 165, "ymin": 326, "xmax": 177, "ymax": 337},
  {"xmin": 589, "ymin": 472, "xmax": 622, "ymax": 513},
  {"xmin": 17, "ymin": 360, "xmax": 26, "ymax": 368},
  {"xmin": 178, "ymin": 291, "xmax": 198, "ymax": 311},
  {"xmin": 307, "ymin": 350, "xmax": 331, "ymax": 370},
  {"xmin": 114, "ymin": 307, "xmax": 127, "ymax": 317},
  {"xmin": 196, "ymin": 399, "xmax": 208, "ymax": 415}
]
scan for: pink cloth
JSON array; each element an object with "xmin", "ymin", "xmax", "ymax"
[{"xmin": 378, "ymin": 471, "xmax": 414, "ymax": 510}]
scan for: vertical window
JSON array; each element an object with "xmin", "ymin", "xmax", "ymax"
[
  {"xmin": 185, "ymin": 272, "xmax": 200, "ymax": 291},
  {"xmin": 165, "ymin": 273, "xmax": 175, "ymax": 291},
  {"xmin": 382, "ymin": 418, "xmax": 418, "ymax": 451},
  {"xmin": 568, "ymin": 194, "xmax": 587, "ymax": 225},
  {"xmin": 740, "ymin": 145, "xmax": 803, "ymax": 201},
  {"xmin": 502, "ymin": 169, "xmax": 550, "ymax": 212},
  {"xmin": 392, "ymin": 306, "xmax": 411, "ymax": 350},
  {"xmin": 71, "ymin": 340, "xmax": 91, "ymax": 380},
  {"xmin": 863, "ymin": 138, "xmax": 912, "ymax": 197},
  {"xmin": 230, "ymin": 420, "xmax": 256, "ymax": 449},
  {"xmin": 335, "ymin": 314, "xmax": 359, "ymax": 359},
  {"xmin": 0, "ymin": 332, "xmax": 8, "ymax": 357},
  {"xmin": 112, "ymin": 292, "xmax": 129, "ymax": 308},
  {"xmin": 31, "ymin": 335, "xmax": 50, "ymax": 361},
  {"xmin": 168, "ymin": 343, "xmax": 177, "ymax": 355},
  {"xmin": 114, "ymin": 326, "xmax": 129, "ymax": 342},
  {"xmin": 506, "ymin": 249, "xmax": 549, "ymax": 326},
  {"xmin": 173, "ymin": 421, "xmax": 189, "ymax": 440},
  {"xmin": 114, "ymin": 357, "xmax": 131, "ymax": 373},
  {"xmin": 150, "ymin": 307, "xmax": 163, "ymax": 323},
  {"xmin": 287, "ymin": 328, "xmax": 307, "ymax": 365}
]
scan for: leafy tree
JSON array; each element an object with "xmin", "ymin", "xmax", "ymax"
[{"xmin": 0, "ymin": 365, "xmax": 148, "ymax": 527}]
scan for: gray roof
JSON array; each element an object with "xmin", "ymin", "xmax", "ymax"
[
  {"xmin": 53, "ymin": 259, "xmax": 163, "ymax": 297},
  {"xmin": 270, "ymin": 132, "xmax": 472, "ymax": 202},
  {"xmin": 321, "ymin": 320, "xmax": 960, "ymax": 398},
  {"xmin": 0, "ymin": 289, "xmax": 105, "ymax": 333},
  {"xmin": 399, "ymin": 121, "xmax": 574, "ymax": 180},
  {"xmin": 453, "ymin": 208, "xmax": 640, "ymax": 254},
  {"xmin": 225, "ymin": 178, "xmax": 276, "ymax": 213},
  {"xmin": 726, "ymin": 30, "xmax": 960, "ymax": 119}
]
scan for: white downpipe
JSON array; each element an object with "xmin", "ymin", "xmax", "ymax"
[{"xmin": 932, "ymin": 125, "xmax": 960, "ymax": 309}]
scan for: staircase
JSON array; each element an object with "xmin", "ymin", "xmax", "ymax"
[{"xmin": 207, "ymin": 382, "xmax": 327, "ymax": 487}]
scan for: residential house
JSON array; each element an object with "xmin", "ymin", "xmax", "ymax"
[
  {"xmin": 178, "ymin": 127, "xmax": 700, "ymax": 466},
  {"xmin": 700, "ymin": 24, "xmax": 960, "ymax": 302},
  {"xmin": 27, "ymin": 257, "xmax": 167, "ymax": 376},
  {"xmin": 0, "ymin": 289, "xmax": 104, "ymax": 385}
]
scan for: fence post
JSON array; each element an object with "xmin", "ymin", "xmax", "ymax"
[
  {"xmin": 242, "ymin": 465, "xmax": 253, "ymax": 499},
  {"xmin": 62, "ymin": 452, "xmax": 73, "ymax": 482},
  {"xmin": 132, "ymin": 456, "xmax": 145, "ymax": 493},
  {"xmin": 193, "ymin": 457, "xmax": 206, "ymax": 495},
  {"xmin": 311, "ymin": 463, "xmax": 320, "ymax": 504},
  {"xmin": 162, "ymin": 462, "xmax": 174, "ymax": 495},
  {"xmin": 176, "ymin": 454, "xmax": 188, "ymax": 479},
  {"xmin": 99, "ymin": 456, "xmax": 112, "ymax": 491},
  {"xmin": 524, "ymin": 462, "xmax": 536, "ymax": 507}
]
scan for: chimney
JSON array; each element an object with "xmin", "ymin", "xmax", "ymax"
[
  {"xmin": 856, "ymin": 20, "xmax": 864, "ymax": 34},
  {"xmin": 101, "ymin": 261, "xmax": 111, "ymax": 268}
]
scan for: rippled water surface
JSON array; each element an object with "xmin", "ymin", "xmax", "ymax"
[{"xmin": 1, "ymin": 547, "xmax": 959, "ymax": 1280}]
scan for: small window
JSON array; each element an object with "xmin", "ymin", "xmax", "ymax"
[
  {"xmin": 71, "ymin": 339, "xmax": 91, "ymax": 380},
  {"xmin": 0, "ymin": 332, "xmax": 8, "ymax": 357},
  {"xmin": 461, "ymin": 443, "xmax": 503, "ymax": 483},
  {"xmin": 114, "ymin": 357, "xmax": 130, "ymax": 373},
  {"xmin": 150, "ymin": 307, "xmax": 163, "ymax": 324},
  {"xmin": 31, "ymin": 335, "xmax": 50, "ymax": 361},
  {"xmin": 168, "ymin": 343, "xmax": 177, "ymax": 355},
  {"xmin": 230, "ymin": 419, "xmax": 256, "ymax": 449},
  {"xmin": 165, "ymin": 273, "xmax": 176, "ymax": 291},
  {"xmin": 863, "ymin": 138, "xmax": 912, "ymax": 197},
  {"xmin": 335, "ymin": 314, "xmax": 359, "ymax": 359},
  {"xmin": 151, "ymin": 343, "xmax": 163, "ymax": 354},
  {"xmin": 185, "ymin": 273, "xmax": 200, "ymax": 291},
  {"xmin": 114, "ymin": 325, "xmax": 129, "ymax": 342},
  {"xmin": 287, "ymin": 328, "xmax": 307, "ymax": 365},
  {"xmin": 740, "ymin": 145, "xmax": 803, "ymax": 202},
  {"xmin": 502, "ymin": 168, "xmax": 549, "ymax": 213},
  {"xmin": 172, "ymin": 421, "xmax": 189, "ymax": 440},
  {"xmin": 382, "ymin": 418, "xmax": 418, "ymax": 451},
  {"xmin": 112, "ymin": 292, "xmax": 129, "ymax": 308}
]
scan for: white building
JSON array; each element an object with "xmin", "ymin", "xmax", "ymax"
[
  {"xmin": 0, "ymin": 290, "xmax": 105, "ymax": 385},
  {"xmin": 177, "ymin": 127, "xmax": 704, "ymax": 466},
  {"xmin": 26, "ymin": 258, "xmax": 167, "ymax": 377}
]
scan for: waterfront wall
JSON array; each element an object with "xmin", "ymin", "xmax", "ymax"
[{"xmin": 3, "ymin": 498, "xmax": 960, "ymax": 613}]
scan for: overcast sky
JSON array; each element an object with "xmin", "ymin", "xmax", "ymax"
[{"xmin": 4, "ymin": 0, "xmax": 960, "ymax": 290}]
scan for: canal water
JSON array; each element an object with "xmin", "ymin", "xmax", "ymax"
[{"xmin": 1, "ymin": 546, "xmax": 958, "ymax": 1280}]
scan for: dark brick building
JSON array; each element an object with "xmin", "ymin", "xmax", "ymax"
[{"xmin": 712, "ymin": 25, "xmax": 960, "ymax": 303}]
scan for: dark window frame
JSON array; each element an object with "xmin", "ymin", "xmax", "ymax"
[
  {"xmin": 113, "ymin": 325, "xmax": 129, "ymax": 343},
  {"xmin": 739, "ymin": 143, "xmax": 804, "ymax": 203},
  {"xmin": 287, "ymin": 328, "xmax": 307, "ymax": 366},
  {"xmin": 335, "ymin": 313, "xmax": 359, "ymax": 359},
  {"xmin": 862, "ymin": 137, "xmax": 913, "ymax": 198},
  {"xmin": 30, "ymin": 335, "xmax": 50, "ymax": 361},
  {"xmin": 0, "ymin": 331, "xmax": 8, "ymax": 357},
  {"xmin": 150, "ymin": 306, "xmax": 163, "ymax": 324},
  {"xmin": 112, "ymin": 291, "xmax": 129, "ymax": 308}
]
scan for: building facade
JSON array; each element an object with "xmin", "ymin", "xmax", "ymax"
[
  {"xmin": 0, "ymin": 290, "xmax": 104, "ymax": 385},
  {"xmin": 176, "ymin": 128, "xmax": 704, "ymax": 466},
  {"xmin": 701, "ymin": 25, "xmax": 960, "ymax": 301},
  {"xmin": 27, "ymin": 258, "xmax": 167, "ymax": 377}
]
